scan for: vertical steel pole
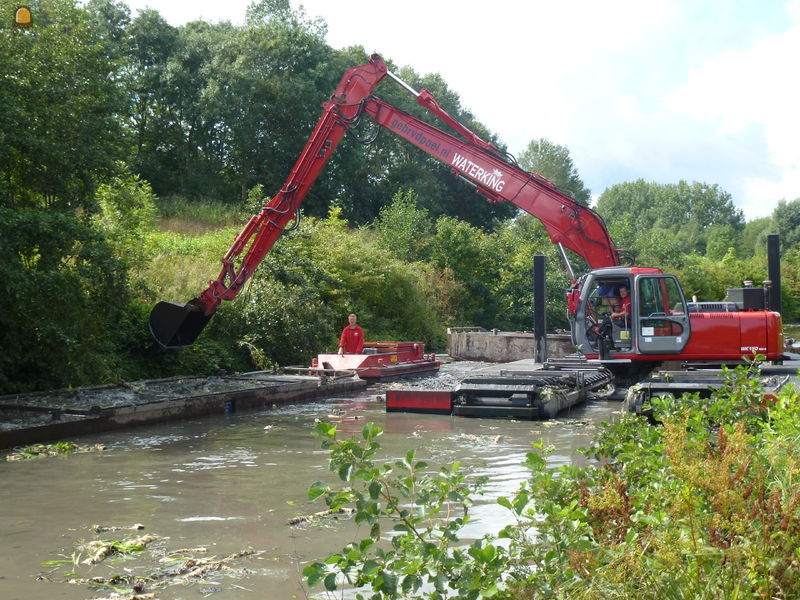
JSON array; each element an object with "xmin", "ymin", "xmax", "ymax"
[
  {"xmin": 533, "ymin": 254, "xmax": 547, "ymax": 363},
  {"xmin": 767, "ymin": 234, "xmax": 781, "ymax": 314}
]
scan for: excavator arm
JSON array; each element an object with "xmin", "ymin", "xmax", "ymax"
[
  {"xmin": 360, "ymin": 92, "xmax": 619, "ymax": 270},
  {"xmin": 150, "ymin": 54, "xmax": 620, "ymax": 347}
]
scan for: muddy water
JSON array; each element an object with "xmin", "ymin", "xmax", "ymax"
[{"xmin": 0, "ymin": 362, "xmax": 622, "ymax": 599}]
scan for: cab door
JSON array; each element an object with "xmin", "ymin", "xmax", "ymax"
[{"xmin": 634, "ymin": 275, "xmax": 691, "ymax": 354}]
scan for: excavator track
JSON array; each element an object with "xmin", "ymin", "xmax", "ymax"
[
  {"xmin": 452, "ymin": 366, "xmax": 613, "ymax": 419},
  {"xmin": 387, "ymin": 360, "xmax": 614, "ymax": 420}
]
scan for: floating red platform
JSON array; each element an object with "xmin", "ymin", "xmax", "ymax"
[
  {"xmin": 386, "ymin": 390, "xmax": 453, "ymax": 414},
  {"xmin": 311, "ymin": 342, "xmax": 441, "ymax": 381}
]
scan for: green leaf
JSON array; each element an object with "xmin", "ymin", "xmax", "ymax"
[
  {"xmin": 362, "ymin": 559, "xmax": 380, "ymax": 575},
  {"xmin": 362, "ymin": 423, "xmax": 383, "ymax": 440},
  {"xmin": 369, "ymin": 481, "xmax": 382, "ymax": 499},
  {"xmin": 323, "ymin": 572, "xmax": 338, "ymax": 591},
  {"xmin": 314, "ymin": 422, "xmax": 337, "ymax": 439},
  {"xmin": 338, "ymin": 463, "xmax": 353, "ymax": 481},
  {"xmin": 308, "ymin": 481, "xmax": 329, "ymax": 500},
  {"xmin": 379, "ymin": 570, "xmax": 398, "ymax": 594},
  {"xmin": 303, "ymin": 563, "xmax": 326, "ymax": 587},
  {"xmin": 523, "ymin": 451, "xmax": 546, "ymax": 471}
]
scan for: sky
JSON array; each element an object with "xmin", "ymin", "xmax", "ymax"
[{"xmin": 121, "ymin": 0, "xmax": 800, "ymax": 222}]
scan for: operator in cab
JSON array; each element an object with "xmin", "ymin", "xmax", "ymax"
[
  {"xmin": 611, "ymin": 285, "xmax": 631, "ymax": 324},
  {"xmin": 338, "ymin": 313, "xmax": 364, "ymax": 355}
]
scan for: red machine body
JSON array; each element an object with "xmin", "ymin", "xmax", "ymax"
[{"xmin": 149, "ymin": 54, "xmax": 785, "ymax": 374}]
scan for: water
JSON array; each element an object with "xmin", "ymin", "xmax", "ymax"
[{"xmin": 0, "ymin": 363, "xmax": 622, "ymax": 599}]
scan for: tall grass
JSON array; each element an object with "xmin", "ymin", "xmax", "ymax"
[
  {"xmin": 140, "ymin": 227, "xmax": 237, "ymax": 302},
  {"xmin": 155, "ymin": 196, "xmax": 245, "ymax": 234}
]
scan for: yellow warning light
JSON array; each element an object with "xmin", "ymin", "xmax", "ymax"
[{"xmin": 14, "ymin": 6, "xmax": 32, "ymax": 28}]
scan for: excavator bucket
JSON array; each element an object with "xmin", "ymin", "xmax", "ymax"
[{"xmin": 149, "ymin": 301, "xmax": 213, "ymax": 348}]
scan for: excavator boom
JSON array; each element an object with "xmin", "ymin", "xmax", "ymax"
[{"xmin": 150, "ymin": 54, "xmax": 620, "ymax": 347}]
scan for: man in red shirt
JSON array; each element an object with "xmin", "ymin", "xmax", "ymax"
[
  {"xmin": 611, "ymin": 285, "xmax": 631, "ymax": 325},
  {"xmin": 338, "ymin": 313, "xmax": 364, "ymax": 354}
]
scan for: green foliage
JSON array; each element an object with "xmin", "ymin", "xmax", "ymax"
[
  {"xmin": 0, "ymin": 0, "xmax": 127, "ymax": 207},
  {"xmin": 374, "ymin": 189, "xmax": 432, "ymax": 263},
  {"xmin": 0, "ymin": 0, "xmax": 135, "ymax": 394},
  {"xmin": 779, "ymin": 246, "xmax": 800, "ymax": 323},
  {"xmin": 771, "ymin": 198, "xmax": 800, "ymax": 251},
  {"xmin": 9, "ymin": 441, "xmax": 77, "ymax": 459},
  {"xmin": 223, "ymin": 277, "xmax": 337, "ymax": 367},
  {"xmin": 306, "ymin": 363, "xmax": 800, "ymax": 599},
  {"xmin": 491, "ymin": 215, "xmax": 572, "ymax": 331},
  {"xmin": 597, "ymin": 179, "xmax": 745, "ymax": 263},
  {"xmin": 93, "ymin": 165, "xmax": 158, "ymax": 271},
  {"xmin": 429, "ymin": 216, "xmax": 499, "ymax": 326},
  {"xmin": 303, "ymin": 210, "xmax": 452, "ymax": 347},
  {"xmin": 0, "ymin": 206, "xmax": 131, "ymax": 393},
  {"xmin": 740, "ymin": 216, "xmax": 774, "ymax": 258},
  {"xmin": 518, "ymin": 138, "xmax": 591, "ymax": 206},
  {"xmin": 304, "ymin": 422, "xmax": 498, "ymax": 599},
  {"xmin": 670, "ymin": 252, "xmax": 754, "ymax": 303}
]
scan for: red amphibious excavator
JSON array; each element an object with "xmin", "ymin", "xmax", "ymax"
[{"xmin": 150, "ymin": 54, "xmax": 786, "ymax": 393}]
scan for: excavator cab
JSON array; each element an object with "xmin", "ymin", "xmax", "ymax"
[
  {"xmin": 575, "ymin": 268, "xmax": 691, "ymax": 358},
  {"xmin": 634, "ymin": 274, "xmax": 690, "ymax": 353}
]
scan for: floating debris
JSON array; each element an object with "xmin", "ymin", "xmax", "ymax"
[
  {"xmin": 164, "ymin": 547, "xmax": 208, "ymax": 557},
  {"xmin": 92, "ymin": 523, "xmax": 145, "ymax": 533},
  {"xmin": 39, "ymin": 531, "xmax": 263, "ymax": 599},
  {"xmin": 167, "ymin": 549, "xmax": 262, "ymax": 579},
  {"xmin": 540, "ymin": 418, "xmax": 592, "ymax": 428},
  {"xmin": 456, "ymin": 433, "xmax": 503, "ymax": 444},
  {"xmin": 79, "ymin": 534, "xmax": 160, "ymax": 565},
  {"xmin": 287, "ymin": 507, "xmax": 355, "ymax": 526},
  {"xmin": 5, "ymin": 441, "xmax": 106, "ymax": 461},
  {"xmin": 82, "ymin": 590, "xmax": 154, "ymax": 600}
]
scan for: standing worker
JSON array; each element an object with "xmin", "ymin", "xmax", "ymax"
[{"xmin": 338, "ymin": 313, "xmax": 364, "ymax": 355}]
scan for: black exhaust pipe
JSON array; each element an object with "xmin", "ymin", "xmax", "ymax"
[{"xmin": 149, "ymin": 301, "xmax": 213, "ymax": 348}]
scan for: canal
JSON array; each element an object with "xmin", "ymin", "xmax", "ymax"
[{"xmin": 0, "ymin": 361, "xmax": 622, "ymax": 599}]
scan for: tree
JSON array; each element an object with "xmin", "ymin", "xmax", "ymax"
[
  {"xmin": 596, "ymin": 179, "xmax": 745, "ymax": 262},
  {"xmin": 0, "ymin": 0, "xmax": 126, "ymax": 206},
  {"xmin": 771, "ymin": 198, "xmax": 800, "ymax": 251},
  {"xmin": 518, "ymin": 138, "xmax": 591, "ymax": 206},
  {"xmin": 429, "ymin": 217, "xmax": 499, "ymax": 326},
  {"xmin": 218, "ymin": 1, "xmax": 332, "ymax": 203},
  {"xmin": 491, "ymin": 215, "xmax": 572, "ymax": 331},
  {"xmin": 373, "ymin": 188, "xmax": 432, "ymax": 262},
  {"xmin": 0, "ymin": 0, "xmax": 132, "ymax": 393},
  {"xmin": 705, "ymin": 223, "xmax": 739, "ymax": 261},
  {"xmin": 126, "ymin": 8, "xmax": 180, "ymax": 190},
  {"xmin": 740, "ymin": 216, "xmax": 773, "ymax": 258}
]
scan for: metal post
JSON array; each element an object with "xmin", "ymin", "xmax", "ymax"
[
  {"xmin": 767, "ymin": 234, "xmax": 781, "ymax": 314},
  {"xmin": 533, "ymin": 254, "xmax": 547, "ymax": 363}
]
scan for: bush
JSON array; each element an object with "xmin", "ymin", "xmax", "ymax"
[{"xmin": 304, "ymin": 362, "xmax": 800, "ymax": 599}]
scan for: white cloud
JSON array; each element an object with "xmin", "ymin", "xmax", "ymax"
[{"xmin": 662, "ymin": 12, "xmax": 800, "ymax": 217}]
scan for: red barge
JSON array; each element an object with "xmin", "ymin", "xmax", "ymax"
[{"xmin": 310, "ymin": 342, "xmax": 441, "ymax": 381}]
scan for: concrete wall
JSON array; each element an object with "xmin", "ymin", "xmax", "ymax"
[{"xmin": 447, "ymin": 328, "xmax": 574, "ymax": 362}]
